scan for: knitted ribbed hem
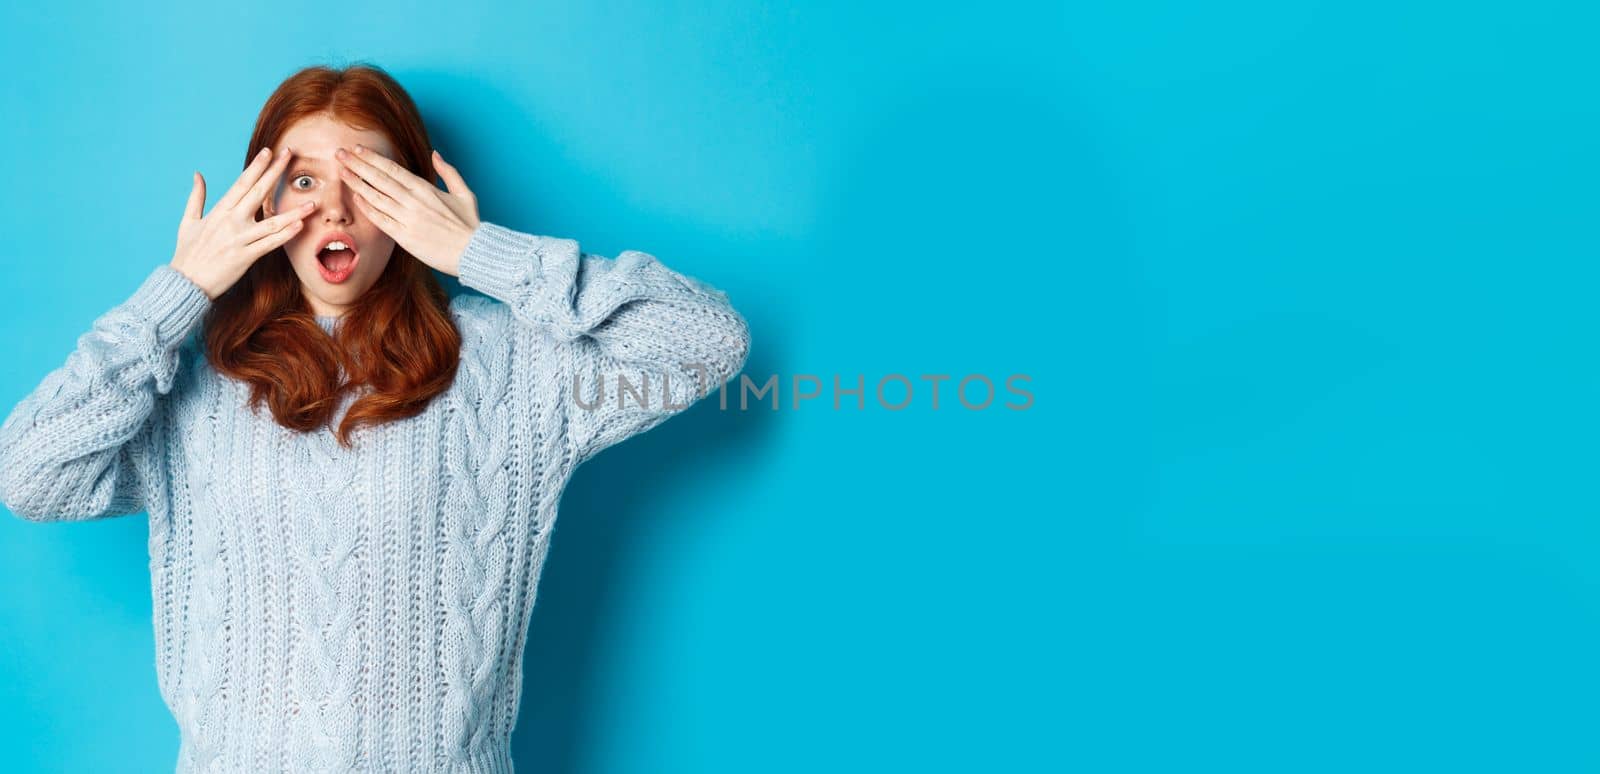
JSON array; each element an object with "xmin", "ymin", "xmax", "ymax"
[
  {"xmin": 457, "ymin": 221, "xmax": 545, "ymax": 302},
  {"xmin": 453, "ymin": 745, "xmax": 515, "ymax": 774},
  {"xmin": 127, "ymin": 264, "xmax": 212, "ymax": 346},
  {"xmin": 173, "ymin": 739, "xmax": 514, "ymax": 773}
]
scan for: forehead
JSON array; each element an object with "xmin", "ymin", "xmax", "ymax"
[{"xmin": 275, "ymin": 113, "xmax": 395, "ymax": 159}]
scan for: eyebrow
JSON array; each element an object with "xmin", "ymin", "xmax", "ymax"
[{"xmin": 285, "ymin": 150, "xmax": 390, "ymax": 166}]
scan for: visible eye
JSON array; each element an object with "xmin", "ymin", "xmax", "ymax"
[{"xmin": 290, "ymin": 174, "xmax": 314, "ymax": 191}]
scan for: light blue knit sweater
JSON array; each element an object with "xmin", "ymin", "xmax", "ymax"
[{"xmin": 0, "ymin": 222, "xmax": 750, "ymax": 772}]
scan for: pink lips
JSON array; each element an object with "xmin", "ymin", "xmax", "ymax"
[{"xmin": 314, "ymin": 230, "xmax": 360, "ymax": 284}]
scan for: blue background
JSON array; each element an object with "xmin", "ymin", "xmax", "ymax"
[{"xmin": 1, "ymin": 1, "xmax": 1594, "ymax": 771}]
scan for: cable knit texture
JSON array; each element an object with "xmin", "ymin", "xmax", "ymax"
[{"xmin": 0, "ymin": 221, "xmax": 751, "ymax": 772}]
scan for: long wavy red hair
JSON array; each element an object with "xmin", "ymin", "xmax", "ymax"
[{"xmin": 204, "ymin": 63, "xmax": 461, "ymax": 449}]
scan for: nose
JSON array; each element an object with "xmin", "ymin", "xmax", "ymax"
[{"xmin": 319, "ymin": 180, "xmax": 354, "ymax": 224}]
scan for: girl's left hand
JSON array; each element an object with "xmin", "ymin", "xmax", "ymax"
[{"xmin": 336, "ymin": 145, "xmax": 481, "ymax": 276}]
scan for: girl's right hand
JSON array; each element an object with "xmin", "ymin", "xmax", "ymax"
[{"xmin": 170, "ymin": 146, "xmax": 316, "ymax": 300}]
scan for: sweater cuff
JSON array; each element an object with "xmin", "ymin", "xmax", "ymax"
[
  {"xmin": 125, "ymin": 264, "xmax": 212, "ymax": 347},
  {"xmin": 457, "ymin": 221, "xmax": 546, "ymax": 304}
]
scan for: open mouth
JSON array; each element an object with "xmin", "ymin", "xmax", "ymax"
[{"xmin": 315, "ymin": 232, "xmax": 360, "ymax": 284}]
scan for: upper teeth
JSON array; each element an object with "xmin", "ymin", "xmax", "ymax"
[{"xmin": 325, "ymin": 241, "xmax": 350, "ymax": 251}]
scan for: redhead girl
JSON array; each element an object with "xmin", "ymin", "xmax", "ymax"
[{"xmin": 0, "ymin": 63, "xmax": 750, "ymax": 772}]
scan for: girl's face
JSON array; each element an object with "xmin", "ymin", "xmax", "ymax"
[{"xmin": 261, "ymin": 112, "xmax": 400, "ymax": 318}]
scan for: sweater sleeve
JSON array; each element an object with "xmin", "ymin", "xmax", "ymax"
[
  {"xmin": 456, "ymin": 221, "xmax": 751, "ymax": 466},
  {"xmin": 0, "ymin": 264, "xmax": 212, "ymax": 522}
]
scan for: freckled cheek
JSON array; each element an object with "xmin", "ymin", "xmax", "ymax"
[
  {"xmin": 276, "ymin": 194, "xmax": 315, "ymax": 252},
  {"xmin": 278, "ymin": 186, "xmax": 311, "ymax": 209}
]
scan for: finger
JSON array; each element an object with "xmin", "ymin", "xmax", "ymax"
[
  {"xmin": 432, "ymin": 150, "xmax": 474, "ymax": 199},
  {"xmin": 217, "ymin": 147, "xmax": 274, "ymax": 212},
  {"xmin": 241, "ymin": 145, "xmax": 295, "ymax": 215},
  {"xmin": 184, "ymin": 172, "xmax": 206, "ymax": 221},
  {"xmin": 340, "ymin": 146, "xmax": 426, "ymax": 202},
  {"xmin": 243, "ymin": 212, "xmax": 306, "ymax": 253},
  {"xmin": 339, "ymin": 163, "xmax": 404, "ymax": 214},
  {"xmin": 245, "ymin": 200, "xmax": 316, "ymax": 242},
  {"xmin": 350, "ymin": 189, "xmax": 401, "ymax": 234}
]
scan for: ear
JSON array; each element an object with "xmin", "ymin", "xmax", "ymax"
[{"xmin": 261, "ymin": 194, "xmax": 275, "ymax": 219}]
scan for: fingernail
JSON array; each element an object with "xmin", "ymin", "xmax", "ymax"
[
  {"xmin": 336, "ymin": 148, "xmax": 348, "ymax": 159},
  {"xmin": 257, "ymin": 147, "xmax": 269, "ymax": 159},
  {"xmin": 355, "ymin": 144, "xmax": 366, "ymax": 154}
]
